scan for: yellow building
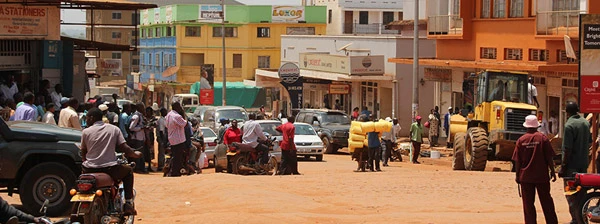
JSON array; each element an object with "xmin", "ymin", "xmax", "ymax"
[{"xmin": 139, "ymin": 5, "xmax": 326, "ymax": 106}]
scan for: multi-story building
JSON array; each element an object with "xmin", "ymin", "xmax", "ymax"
[
  {"xmin": 138, "ymin": 4, "xmax": 326, "ymax": 106},
  {"xmin": 390, "ymin": 0, "xmax": 599, "ymax": 132},
  {"xmin": 314, "ymin": 0, "xmax": 406, "ymax": 35}
]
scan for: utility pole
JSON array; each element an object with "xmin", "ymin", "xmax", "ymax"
[
  {"xmin": 221, "ymin": 0, "xmax": 227, "ymax": 106},
  {"xmin": 412, "ymin": 0, "xmax": 419, "ymax": 121}
]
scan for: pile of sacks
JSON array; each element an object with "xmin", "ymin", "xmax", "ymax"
[{"xmin": 348, "ymin": 119, "xmax": 392, "ymax": 153}]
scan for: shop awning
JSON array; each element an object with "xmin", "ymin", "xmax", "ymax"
[
  {"xmin": 388, "ymin": 58, "xmax": 578, "ymax": 73},
  {"xmin": 24, "ymin": 0, "xmax": 157, "ymax": 10},
  {"xmin": 255, "ymin": 69, "xmax": 393, "ymax": 82},
  {"xmin": 162, "ymin": 66, "xmax": 179, "ymax": 78},
  {"xmin": 190, "ymin": 82, "xmax": 261, "ymax": 107},
  {"xmin": 61, "ymin": 36, "xmax": 134, "ymax": 51}
]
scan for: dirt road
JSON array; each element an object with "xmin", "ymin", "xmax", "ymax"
[{"xmin": 3, "ymin": 150, "xmax": 572, "ymax": 223}]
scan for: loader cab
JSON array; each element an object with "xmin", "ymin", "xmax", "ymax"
[{"xmin": 474, "ymin": 71, "xmax": 529, "ymax": 106}]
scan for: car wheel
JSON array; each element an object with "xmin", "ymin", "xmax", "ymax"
[
  {"xmin": 215, "ymin": 156, "xmax": 223, "ymax": 173},
  {"xmin": 20, "ymin": 162, "xmax": 76, "ymax": 216},
  {"xmin": 323, "ymin": 137, "xmax": 336, "ymax": 154},
  {"xmin": 315, "ymin": 155, "xmax": 323, "ymax": 161}
]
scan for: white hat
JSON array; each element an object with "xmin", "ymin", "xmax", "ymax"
[
  {"xmin": 385, "ymin": 117, "xmax": 392, "ymax": 122},
  {"xmin": 98, "ymin": 104, "xmax": 109, "ymax": 111},
  {"xmin": 448, "ymin": 107, "xmax": 453, "ymax": 110},
  {"xmin": 152, "ymin": 103, "xmax": 160, "ymax": 111},
  {"xmin": 523, "ymin": 115, "xmax": 540, "ymax": 128}
]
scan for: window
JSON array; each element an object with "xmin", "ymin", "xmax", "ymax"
[
  {"xmin": 510, "ymin": 0, "xmax": 524, "ymax": 17},
  {"xmin": 493, "ymin": 0, "xmax": 506, "ymax": 18},
  {"xmin": 557, "ymin": 50, "xmax": 579, "ymax": 63},
  {"xmin": 213, "ymin": 27, "xmax": 238, "ymax": 37},
  {"xmin": 529, "ymin": 49, "xmax": 549, "ymax": 61},
  {"xmin": 111, "ymin": 31, "xmax": 121, "ymax": 39},
  {"xmin": 112, "ymin": 12, "xmax": 122, "ymax": 20},
  {"xmin": 233, "ymin": 54, "xmax": 242, "ymax": 68},
  {"xmin": 286, "ymin": 27, "xmax": 315, "ymax": 35},
  {"xmin": 328, "ymin": 9, "xmax": 332, "ymax": 24},
  {"xmin": 257, "ymin": 27, "xmax": 270, "ymax": 38},
  {"xmin": 132, "ymin": 30, "xmax": 138, "ymax": 37},
  {"xmin": 562, "ymin": 79, "xmax": 579, "ymax": 88},
  {"xmin": 185, "ymin": 26, "xmax": 201, "ymax": 37},
  {"xmin": 480, "ymin": 47, "xmax": 497, "ymax": 59},
  {"xmin": 552, "ymin": 0, "xmax": 579, "ymax": 11},
  {"xmin": 155, "ymin": 53, "xmax": 160, "ymax": 67},
  {"xmin": 166, "ymin": 27, "xmax": 172, "ymax": 36},
  {"xmin": 132, "ymin": 59, "xmax": 140, "ymax": 66},
  {"xmin": 172, "ymin": 54, "xmax": 176, "ymax": 65},
  {"xmin": 383, "ymin": 12, "xmax": 394, "ymax": 24},
  {"xmin": 131, "ymin": 12, "xmax": 139, "ymax": 25},
  {"xmin": 148, "ymin": 54, "xmax": 152, "ymax": 65},
  {"xmin": 258, "ymin": 56, "xmax": 270, "ymax": 69},
  {"xmin": 164, "ymin": 54, "xmax": 169, "ymax": 67},
  {"xmin": 505, "ymin": 48, "xmax": 523, "ymax": 60},
  {"xmin": 532, "ymin": 76, "xmax": 546, "ymax": 85},
  {"xmin": 482, "ymin": 0, "xmax": 491, "ymax": 18},
  {"xmin": 111, "ymin": 52, "xmax": 122, "ymax": 59},
  {"xmin": 147, "ymin": 28, "xmax": 153, "ymax": 38},
  {"xmin": 359, "ymin": 11, "xmax": 368, "ymax": 24},
  {"xmin": 451, "ymin": 0, "xmax": 460, "ymax": 15},
  {"xmin": 141, "ymin": 29, "xmax": 146, "ymax": 38},
  {"xmin": 140, "ymin": 53, "xmax": 145, "ymax": 65},
  {"xmin": 155, "ymin": 27, "xmax": 161, "ymax": 38}
]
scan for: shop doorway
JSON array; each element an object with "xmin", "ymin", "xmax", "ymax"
[{"xmin": 361, "ymin": 82, "xmax": 378, "ymax": 117}]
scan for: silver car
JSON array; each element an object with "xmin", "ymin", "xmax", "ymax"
[{"xmin": 200, "ymin": 127, "xmax": 218, "ymax": 164}]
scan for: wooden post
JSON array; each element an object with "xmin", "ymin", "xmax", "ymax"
[{"xmin": 592, "ymin": 113, "xmax": 598, "ymax": 173}]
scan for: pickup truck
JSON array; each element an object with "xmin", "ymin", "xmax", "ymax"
[{"xmin": 0, "ymin": 119, "xmax": 82, "ymax": 216}]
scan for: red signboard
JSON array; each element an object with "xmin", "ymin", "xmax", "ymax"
[
  {"xmin": 580, "ymin": 76, "xmax": 600, "ymax": 112},
  {"xmin": 200, "ymin": 89, "xmax": 214, "ymax": 105}
]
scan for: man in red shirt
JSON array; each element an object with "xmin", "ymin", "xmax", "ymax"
[
  {"xmin": 512, "ymin": 115, "xmax": 558, "ymax": 224},
  {"xmin": 276, "ymin": 116, "xmax": 299, "ymax": 175}
]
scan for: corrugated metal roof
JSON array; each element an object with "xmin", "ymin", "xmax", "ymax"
[{"xmin": 126, "ymin": 0, "xmax": 244, "ymax": 6}]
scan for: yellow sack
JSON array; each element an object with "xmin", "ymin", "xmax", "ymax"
[
  {"xmin": 363, "ymin": 139, "xmax": 369, "ymax": 147},
  {"xmin": 350, "ymin": 133, "xmax": 365, "ymax": 141},
  {"xmin": 349, "ymin": 140, "xmax": 363, "ymax": 149},
  {"xmin": 349, "ymin": 146, "xmax": 355, "ymax": 153},
  {"xmin": 361, "ymin": 122, "xmax": 375, "ymax": 133},
  {"xmin": 374, "ymin": 120, "xmax": 392, "ymax": 133},
  {"xmin": 350, "ymin": 125, "xmax": 363, "ymax": 135}
]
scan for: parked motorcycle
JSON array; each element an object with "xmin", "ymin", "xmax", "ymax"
[
  {"xmin": 565, "ymin": 173, "xmax": 600, "ymax": 223},
  {"xmin": 229, "ymin": 137, "xmax": 278, "ymax": 175},
  {"xmin": 69, "ymin": 153, "xmax": 136, "ymax": 224}
]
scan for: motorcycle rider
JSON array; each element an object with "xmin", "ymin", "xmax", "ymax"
[
  {"xmin": 80, "ymin": 108, "xmax": 143, "ymax": 215},
  {"xmin": 0, "ymin": 196, "xmax": 40, "ymax": 223},
  {"xmin": 242, "ymin": 113, "xmax": 269, "ymax": 167}
]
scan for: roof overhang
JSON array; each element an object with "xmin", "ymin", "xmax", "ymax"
[
  {"xmin": 255, "ymin": 69, "xmax": 392, "ymax": 82},
  {"xmin": 388, "ymin": 58, "xmax": 578, "ymax": 73},
  {"xmin": 62, "ymin": 36, "xmax": 135, "ymax": 51},
  {"xmin": 18, "ymin": 0, "xmax": 157, "ymax": 10}
]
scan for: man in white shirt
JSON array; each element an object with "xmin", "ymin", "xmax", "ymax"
[
  {"xmin": 0, "ymin": 75, "xmax": 18, "ymax": 102},
  {"xmin": 200, "ymin": 70, "xmax": 211, "ymax": 89},
  {"xmin": 548, "ymin": 111, "xmax": 559, "ymax": 136},
  {"xmin": 42, "ymin": 103, "xmax": 56, "ymax": 125},
  {"xmin": 242, "ymin": 113, "xmax": 268, "ymax": 165},
  {"xmin": 381, "ymin": 117, "xmax": 395, "ymax": 166},
  {"xmin": 528, "ymin": 78, "xmax": 540, "ymax": 108},
  {"xmin": 50, "ymin": 84, "xmax": 63, "ymax": 111},
  {"xmin": 58, "ymin": 98, "xmax": 82, "ymax": 130}
]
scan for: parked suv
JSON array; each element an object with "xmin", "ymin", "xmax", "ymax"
[
  {"xmin": 295, "ymin": 109, "xmax": 350, "ymax": 154},
  {"xmin": 0, "ymin": 120, "xmax": 82, "ymax": 216}
]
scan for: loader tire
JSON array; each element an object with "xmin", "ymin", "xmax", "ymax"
[
  {"xmin": 464, "ymin": 127, "xmax": 488, "ymax": 171},
  {"xmin": 452, "ymin": 133, "xmax": 466, "ymax": 171}
]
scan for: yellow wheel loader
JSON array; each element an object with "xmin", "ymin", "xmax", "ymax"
[{"xmin": 448, "ymin": 70, "xmax": 537, "ymax": 171}]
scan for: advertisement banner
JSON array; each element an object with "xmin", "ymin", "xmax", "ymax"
[
  {"xmin": 579, "ymin": 14, "xmax": 600, "ymax": 113},
  {"xmin": 272, "ymin": 6, "xmax": 305, "ymax": 23},
  {"xmin": 424, "ymin": 68, "xmax": 452, "ymax": 82},
  {"xmin": 141, "ymin": 10, "xmax": 149, "ymax": 25},
  {"xmin": 0, "ymin": 4, "xmax": 48, "ymax": 36},
  {"xmin": 153, "ymin": 8, "xmax": 160, "ymax": 24},
  {"xmin": 329, "ymin": 84, "xmax": 350, "ymax": 94},
  {"xmin": 349, "ymin": 55, "xmax": 385, "ymax": 75},
  {"xmin": 279, "ymin": 62, "xmax": 303, "ymax": 109},
  {"xmin": 199, "ymin": 5, "xmax": 223, "ymax": 23},
  {"xmin": 165, "ymin": 6, "xmax": 172, "ymax": 23},
  {"xmin": 200, "ymin": 89, "xmax": 214, "ymax": 105},
  {"xmin": 300, "ymin": 53, "xmax": 349, "ymax": 74},
  {"xmin": 98, "ymin": 59, "xmax": 122, "ymax": 76}
]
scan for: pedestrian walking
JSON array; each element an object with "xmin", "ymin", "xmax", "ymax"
[
  {"xmin": 143, "ymin": 106, "xmax": 156, "ymax": 172},
  {"xmin": 12, "ymin": 92, "xmax": 37, "ymax": 121},
  {"xmin": 156, "ymin": 108, "xmax": 168, "ymax": 171},
  {"xmin": 444, "ymin": 107, "xmax": 453, "ymax": 139},
  {"xmin": 381, "ymin": 117, "xmax": 394, "ymax": 166},
  {"xmin": 428, "ymin": 109, "xmax": 440, "ymax": 147},
  {"xmin": 119, "ymin": 103, "xmax": 132, "ymax": 140},
  {"xmin": 276, "ymin": 116, "xmax": 299, "ymax": 175},
  {"xmin": 165, "ymin": 101, "xmax": 188, "ymax": 177},
  {"xmin": 351, "ymin": 107, "xmax": 359, "ymax": 121},
  {"xmin": 537, "ymin": 111, "xmax": 549, "ymax": 136},
  {"xmin": 528, "ymin": 77, "xmax": 540, "ymax": 108},
  {"xmin": 42, "ymin": 103, "xmax": 56, "ymax": 125},
  {"xmin": 410, "ymin": 116, "xmax": 424, "ymax": 164},
  {"xmin": 548, "ymin": 111, "xmax": 559, "ymax": 136},
  {"xmin": 512, "ymin": 115, "xmax": 558, "ymax": 224},
  {"xmin": 58, "ymin": 98, "xmax": 82, "ymax": 130},
  {"xmin": 559, "ymin": 102, "xmax": 592, "ymax": 224},
  {"xmin": 367, "ymin": 116, "xmax": 382, "ymax": 172},
  {"xmin": 129, "ymin": 103, "xmax": 147, "ymax": 174}
]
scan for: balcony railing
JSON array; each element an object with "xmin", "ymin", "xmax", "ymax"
[
  {"xmin": 536, "ymin": 10, "xmax": 584, "ymax": 36},
  {"xmin": 343, "ymin": 23, "xmax": 400, "ymax": 35},
  {"xmin": 428, "ymin": 15, "xmax": 463, "ymax": 35}
]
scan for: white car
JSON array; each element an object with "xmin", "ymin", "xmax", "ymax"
[
  {"xmin": 200, "ymin": 127, "xmax": 218, "ymax": 164},
  {"xmin": 293, "ymin": 123, "xmax": 325, "ymax": 161}
]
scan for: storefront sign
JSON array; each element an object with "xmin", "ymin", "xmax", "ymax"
[
  {"xmin": 200, "ymin": 89, "xmax": 214, "ymax": 105},
  {"xmin": 579, "ymin": 14, "xmax": 600, "ymax": 113},
  {"xmin": 272, "ymin": 6, "xmax": 304, "ymax": 22},
  {"xmin": 349, "ymin": 55, "xmax": 384, "ymax": 75},
  {"xmin": 98, "ymin": 59, "xmax": 122, "ymax": 76},
  {"xmin": 329, "ymin": 84, "xmax": 350, "ymax": 94},
  {"xmin": 0, "ymin": 5, "xmax": 48, "ymax": 36},
  {"xmin": 424, "ymin": 68, "xmax": 452, "ymax": 82},
  {"xmin": 165, "ymin": 6, "xmax": 172, "ymax": 23},
  {"xmin": 153, "ymin": 8, "xmax": 160, "ymax": 24},
  {"xmin": 199, "ymin": 5, "xmax": 223, "ymax": 23},
  {"xmin": 300, "ymin": 53, "xmax": 349, "ymax": 74},
  {"xmin": 279, "ymin": 62, "xmax": 303, "ymax": 109},
  {"xmin": 141, "ymin": 10, "xmax": 149, "ymax": 25},
  {"xmin": 0, "ymin": 55, "xmax": 25, "ymax": 69}
]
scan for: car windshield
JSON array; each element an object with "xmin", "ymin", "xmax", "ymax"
[
  {"xmin": 260, "ymin": 122, "xmax": 282, "ymax": 137},
  {"xmin": 319, "ymin": 112, "xmax": 351, "ymax": 125},
  {"xmin": 294, "ymin": 124, "xmax": 316, "ymax": 135},
  {"xmin": 201, "ymin": 128, "xmax": 217, "ymax": 138},
  {"xmin": 485, "ymin": 72, "xmax": 528, "ymax": 103},
  {"xmin": 216, "ymin": 109, "xmax": 248, "ymax": 121}
]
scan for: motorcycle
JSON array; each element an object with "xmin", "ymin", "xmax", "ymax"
[
  {"xmin": 228, "ymin": 137, "xmax": 278, "ymax": 175},
  {"xmin": 69, "ymin": 153, "xmax": 136, "ymax": 224},
  {"xmin": 564, "ymin": 173, "xmax": 600, "ymax": 223},
  {"xmin": 5, "ymin": 199, "xmax": 73, "ymax": 224}
]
